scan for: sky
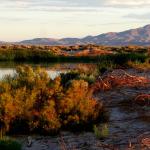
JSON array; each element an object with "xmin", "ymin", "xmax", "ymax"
[{"xmin": 0, "ymin": 0, "xmax": 150, "ymax": 42}]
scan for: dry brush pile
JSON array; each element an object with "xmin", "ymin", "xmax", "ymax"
[{"xmin": 92, "ymin": 69, "xmax": 150, "ymax": 92}]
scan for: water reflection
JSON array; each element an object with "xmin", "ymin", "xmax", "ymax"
[
  {"xmin": 47, "ymin": 70, "xmax": 65, "ymax": 79},
  {"xmin": 0, "ymin": 69, "xmax": 65, "ymax": 80},
  {"xmin": 0, "ymin": 62, "xmax": 96, "ymax": 80},
  {"xmin": 0, "ymin": 69, "xmax": 15, "ymax": 79}
]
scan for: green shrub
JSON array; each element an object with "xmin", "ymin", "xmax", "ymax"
[
  {"xmin": 93, "ymin": 124, "xmax": 109, "ymax": 139},
  {"xmin": 60, "ymin": 71, "xmax": 80, "ymax": 88},
  {"xmin": 0, "ymin": 138, "xmax": 21, "ymax": 150}
]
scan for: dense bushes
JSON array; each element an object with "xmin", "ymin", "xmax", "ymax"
[
  {"xmin": 0, "ymin": 66, "xmax": 103, "ymax": 136},
  {"xmin": 0, "ymin": 45, "xmax": 148, "ymax": 64}
]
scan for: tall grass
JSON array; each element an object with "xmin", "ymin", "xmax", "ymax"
[
  {"xmin": 0, "ymin": 49, "xmax": 148, "ymax": 64},
  {"xmin": 97, "ymin": 53, "xmax": 149, "ymax": 73},
  {"xmin": 128, "ymin": 58, "xmax": 150, "ymax": 70},
  {"xmin": 0, "ymin": 49, "xmax": 55, "ymax": 62}
]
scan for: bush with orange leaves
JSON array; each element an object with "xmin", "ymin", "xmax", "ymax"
[
  {"xmin": 92, "ymin": 69, "xmax": 149, "ymax": 92},
  {"xmin": 58, "ymin": 79, "xmax": 103, "ymax": 129},
  {"xmin": 0, "ymin": 66, "xmax": 103, "ymax": 136}
]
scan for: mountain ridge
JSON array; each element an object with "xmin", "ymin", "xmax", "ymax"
[{"xmin": 1, "ymin": 24, "xmax": 150, "ymax": 46}]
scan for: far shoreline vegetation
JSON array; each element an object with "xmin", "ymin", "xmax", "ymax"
[{"xmin": 0, "ymin": 44, "xmax": 149, "ymax": 67}]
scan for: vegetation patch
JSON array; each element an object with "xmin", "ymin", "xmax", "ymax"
[
  {"xmin": 0, "ymin": 66, "xmax": 104, "ymax": 136},
  {"xmin": 93, "ymin": 124, "xmax": 109, "ymax": 139},
  {"xmin": 92, "ymin": 69, "xmax": 149, "ymax": 92},
  {"xmin": 0, "ymin": 138, "xmax": 21, "ymax": 150},
  {"xmin": 128, "ymin": 58, "xmax": 150, "ymax": 71},
  {"xmin": 0, "ymin": 45, "xmax": 149, "ymax": 65}
]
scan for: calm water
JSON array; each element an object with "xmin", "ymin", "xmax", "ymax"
[
  {"xmin": 0, "ymin": 62, "xmax": 96, "ymax": 80},
  {"xmin": 0, "ymin": 69, "xmax": 64, "ymax": 80}
]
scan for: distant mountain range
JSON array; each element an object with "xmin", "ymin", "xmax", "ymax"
[
  {"xmin": 0, "ymin": 41, "xmax": 5, "ymax": 44},
  {"xmin": 1, "ymin": 24, "xmax": 150, "ymax": 46}
]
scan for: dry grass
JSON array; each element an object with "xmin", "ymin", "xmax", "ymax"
[
  {"xmin": 128, "ymin": 59, "xmax": 150, "ymax": 71},
  {"xmin": 134, "ymin": 94, "xmax": 150, "ymax": 106},
  {"xmin": 92, "ymin": 69, "xmax": 149, "ymax": 92},
  {"xmin": 138, "ymin": 132, "xmax": 150, "ymax": 149},
  {"xmin": 74, "ymin": 49, "xmax": 113, "ymax": 56}
]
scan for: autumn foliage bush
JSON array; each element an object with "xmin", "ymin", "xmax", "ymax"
[{"xmin": 0, "ymin": 66, "xmax": 103, "ymax": 136}]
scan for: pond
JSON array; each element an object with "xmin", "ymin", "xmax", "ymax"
[
  {"xmin": 0, "ymin": 62, "xmax": 96, "ymax": 80},
  {"xmin": 0, "ymin": 68, "xmax": 64, "ymax": 80}
]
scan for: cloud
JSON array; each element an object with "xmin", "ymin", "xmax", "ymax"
[
  {"xmin": 0, "ymin": 0, "xmax": 150, "ymax": 18},
  {"xmin": 19, "ymin": 0, "xmax": 150, "ymax": 7},
  {"xmin": 124, "ymin": 12, "xmax": 150, "ymax": 20},
  {"xmin": 0, "ymin": 16, "xmax": 30, "ymax": 22},
  {"xmin": 0, "ymin": 0, "xmax": 105, "ymax": 13},
  {"xmin": 105, "ymin": 0, "xmax": 150, "ymax": 7},
  {"xmin": 1, "ymin": 0, "xmax": 150, "ymax": 12}
]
